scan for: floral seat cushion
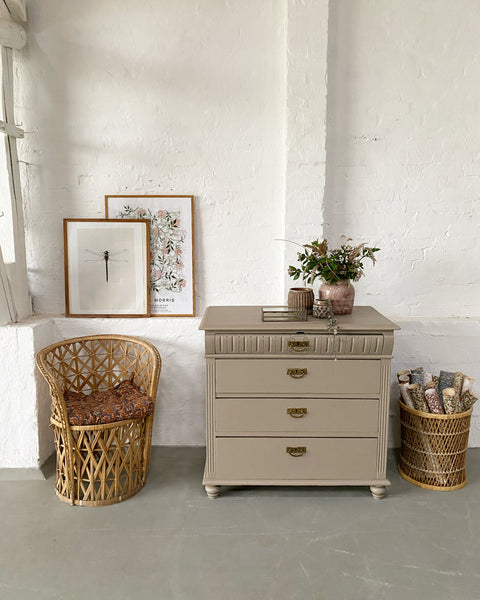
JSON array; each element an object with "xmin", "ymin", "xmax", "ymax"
[{"xmin": 64, "ymin": 380, "xmax": 155, "ymax": 426}]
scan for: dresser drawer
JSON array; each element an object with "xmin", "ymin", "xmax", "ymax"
[
  {"xmin": 214, "ymin": 437, "xmax": 378, "ymax": 480},
  {"xmin": 215, "ymin": 359, "xmax": 380, "ymax": 395},
  {"xmin": 215, "ymin": 398, "xmax": 379, "ymax": 435},
  {"xmin": 213, "ymin": 333, "xmax": 385, "ymax": 356}
]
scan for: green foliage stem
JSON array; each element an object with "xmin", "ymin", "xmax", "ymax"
[{"xmin": 288, "ymin": 238, "xmax": 380, "ymax": 285}]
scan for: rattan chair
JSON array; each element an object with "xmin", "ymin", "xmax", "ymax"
[{"xmin": 36, "ymin": 335, "xmax": 161, "ymax": 506}]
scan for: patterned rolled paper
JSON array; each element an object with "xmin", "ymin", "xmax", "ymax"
[
  {"xmin": 432, "ymin": 375, "xmax": 439, "ymax": 387},
  {"xmin": 424, "ymin": 372, "xmax": 433, "ymax": 386},
  {"xmin": 408, "ymin": 383, "xmax": 429, "ymax": 412},
  {"xmin": 398, "ymin": 374, "xmax": 410, "ymax": 384},
  {"xmin": 460, "ymin": 390, "xmax": 478, "ymax": 412},
  {"xmin": 397, "ymin": 370, "xmax": 410, "ymax": 383},
  {"xmin": 452, "ymin": 372, "xmax": 464, "ymax": 402},
  {"xmin": 438, "ymin": 370, "xmax": 455, "ymax": 405},
  {"xmin": 411, "ymin": 367, "xmax": 424, "ymax": 374},
  {"xmin": 410, "ymin": 372, "xmax": 425, "ymax": 388},
  {"xmin": 442, "ymin": 388, "xmax": 458, "ymax": 414},
  {"xmin": 425, "ymin": 387, "xmax": 444, "ymax": 414},
  {"xmin": 461, "ymin": 376, "xmax": 474, "ymax": 395},
  {"xmin": 399, "ymin": 383, "xmax": 415, "ymax": 409}
]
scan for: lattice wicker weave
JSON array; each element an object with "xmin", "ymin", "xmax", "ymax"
[
  {"xmin": 398, "ymin": 399, "xmax": 472, "ymax": 491},
  {"xmin": 36, "ymin": 335, "xmax": 161, "ymax": 506}
]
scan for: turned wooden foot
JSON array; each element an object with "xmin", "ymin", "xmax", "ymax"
[
  {"xmin": 370, "ymin": 485, "xmax": 386, "ymax": 499},
  {"xmin": 205, "ymin": 485, "xmax": 221, "ymax": 499}
]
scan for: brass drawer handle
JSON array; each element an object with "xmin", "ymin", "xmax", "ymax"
[
  {"xmin": 287, "ymin": 407, "xmax": 308, "ymax": 418},
  {"xmin": 287, "ymin": 368, "xmax": 307, "ymax": 379},
  {"xmin": 286, "ymin": 446, "xmax": 306, "ymax": 457},
  {"xmin": 288, "ymin": 340, "xmax": 310, "ymax": 352}
]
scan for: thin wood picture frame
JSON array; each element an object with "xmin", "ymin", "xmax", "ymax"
[
  {"xmin": 105, "ymin": 195, "xmax": 195, "ymax": 317},
  {"xmin": 64, "ymin": 218, "xmax": 150, "ymax": 318}
]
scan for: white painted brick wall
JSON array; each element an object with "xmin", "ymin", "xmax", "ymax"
[
  {"xmin": 1, "ymin": 0, "xmax": 479, "ymax": 469},
  {"xmin": 325, "ymin": 0, "xmax": 480, "ymax": 318},
  {"xmin": 324, "ymin": 0, "xmax": 480, "ymax": 443},
  {"xmin": 0, "ymin": 317, "xmax": 55, "ymax": 468},
  {"xmin": 19, "ymin": 0, "xmax": 287, "ymax": 315}
]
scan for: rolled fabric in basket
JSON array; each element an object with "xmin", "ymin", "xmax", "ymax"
[
  {"xmin": 438, "ymin": 371, "xmax": 455, "ymax": 406},
  {"xmin": 410, "ymin": 372, "xmax": 425, "ymax": 388},
  {"xmin": 442, "ymin": 388, "xmax": 459, "ymax": 414},
  {"xmin": 399, "ymin": 383, "xmax": 415, "ymax": 409},
  {"xmin": 397, "ymin": 370, "xmax": 410, "ymax": 383},
  {"xmin": 452, "ymin": 372, "xmax": 464, "ymax": 402},
  {"xmin": 461, "ymin": 390, "xmax": 478, "ymax": 411},
  {"xmin": 411, "ymin": 367, "xmax": 424, "ymax": 374},
  {"xmin": 461, "ymin": 376, "xmax": 474, "ymax": 395},
  {"xmin": 408, "ymin": 383, "xmax": 429, "ymax": 412},
  {"xmin": 425, "ymin": 387, "xmax": 444, "ymax": 414},
  {"xmin": 432, "ymin": 374, "xmax": 439, "ymax": 387},
  {"xmin": 398, "ymin": 374, "xmax": 410, "ymax": 384},
  {"xmin": 424, "ymin": 372, "xmax": 433, "ymax": 386}
]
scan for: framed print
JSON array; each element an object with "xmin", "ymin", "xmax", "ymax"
[
  {"xmin": 64, "ymin": 219, "xmax": 150, "ymax": 317},
  {"xmin": 105, "ymin": 195, "xmax": 195, "ymax": 316}
]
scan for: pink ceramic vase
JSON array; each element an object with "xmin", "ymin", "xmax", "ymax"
[{"xmin": 319, "ymin": 280, "xmax": 355, "ymax": 315}]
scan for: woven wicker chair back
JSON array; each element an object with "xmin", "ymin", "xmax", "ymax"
[
  {"xmin": 39, "ymin": 335, "xmax": 158, "ymax": 393},
  {"xmin": 37, "ymin": 335, "xmax": 160, "ymax": 424}
]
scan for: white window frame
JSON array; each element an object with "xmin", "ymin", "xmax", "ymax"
[{"xmin": 0, "ymin": 2, "xmax": 30, "ymax": 325}]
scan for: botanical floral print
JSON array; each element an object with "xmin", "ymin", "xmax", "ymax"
[{"xmin": 116, "ymin": 204, "xmax": 187, "ymax": 293}]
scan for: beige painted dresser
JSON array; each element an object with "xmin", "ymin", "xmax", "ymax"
[{"xmin": 199, "ymin": 305, "xmax": 399, "ymax": 499}]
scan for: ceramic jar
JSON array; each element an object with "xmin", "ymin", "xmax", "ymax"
[
  {"xmin": 312, "ymin": 299, "xmax": 330, "ymax": 319},
  {"xmin": 287, "ymin": 287, "xmax": 314, "ymax": 314},
  {"xmin": 319, "ymin": 280, "xmax": 355, "ymax": 315}
]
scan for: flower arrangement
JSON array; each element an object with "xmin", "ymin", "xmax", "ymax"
[{"xmin": 288, "ymin": 238, "xmax": 380, "ymax": 285}]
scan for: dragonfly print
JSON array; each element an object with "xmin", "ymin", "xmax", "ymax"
[{"xmin": 83, "ymin": 249, "xmax": 128, "ymax": 282}]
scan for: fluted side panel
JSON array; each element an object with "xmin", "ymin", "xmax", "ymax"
[
  {"xmin": 377, "ymin": 359, "xmax": 391, "ymax": 478},
  {"xmin": 205, "ymin": 358, "xmax": 216, "ymax": 477}
]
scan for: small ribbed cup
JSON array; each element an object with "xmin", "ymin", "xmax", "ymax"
[{"xmin": 287, "ymin": 287, "xmax": 314, "ymax": 314}]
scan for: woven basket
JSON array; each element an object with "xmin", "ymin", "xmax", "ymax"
[
  {"xmin": 398, "ymin": 399, "xmax": 472, "ymax": 491},
  {"xmin": 36, "ymin": 335, "xmax": 161, "ymax": 506}
]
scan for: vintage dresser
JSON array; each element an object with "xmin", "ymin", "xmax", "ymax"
[{"xmin": 199, "ymin": 305, "xmax": 399, "ymax": 499}]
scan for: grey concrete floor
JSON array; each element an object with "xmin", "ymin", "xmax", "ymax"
[{"xmin": 1, "ymin": 447, "xmax": 480, "ymax": 600}]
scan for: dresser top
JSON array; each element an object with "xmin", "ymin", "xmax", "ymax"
[{"xmin": 199, "ymin": 305, "xmax": 399, "ymax": 333}]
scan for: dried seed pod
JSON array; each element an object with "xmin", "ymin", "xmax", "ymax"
[
  {"xmin": 425, "ymin": 387, "xmax": 444, "ymax": 414},
  {"xmin": 408, "ymin": 383, "xmax": 429, "ymax": 412},
  {"xmin": 442, "ymin": 388, "xmax": 458, "ymax": 414}
]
